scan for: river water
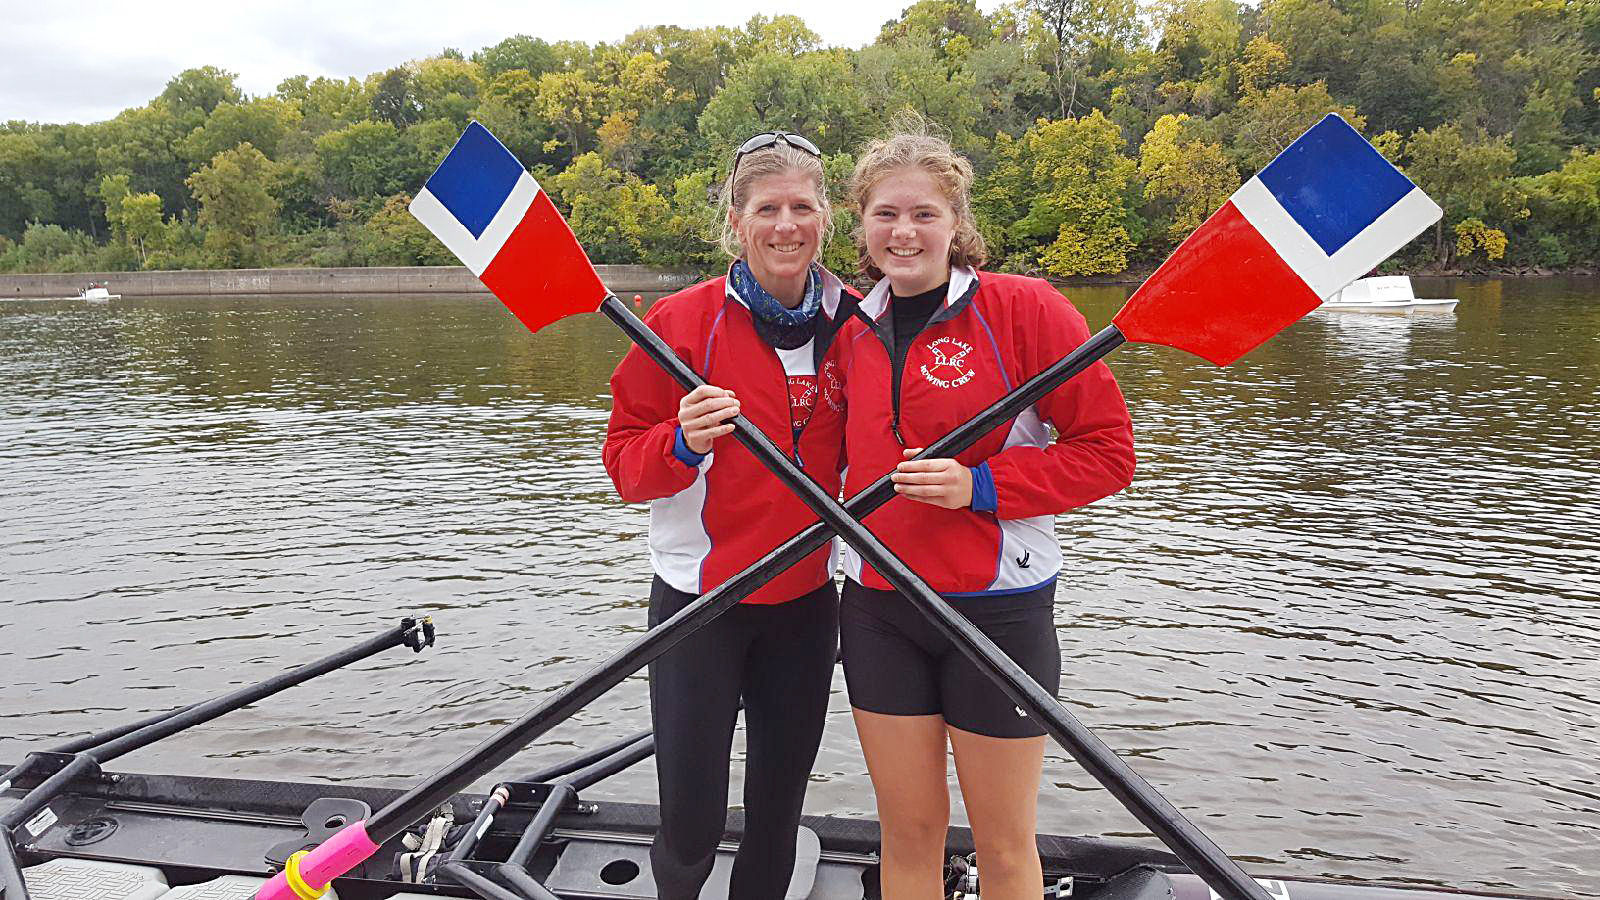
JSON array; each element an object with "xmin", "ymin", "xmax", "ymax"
[{"xmin": 2, "ymin": 278, "xmax": 1597, "ymax": 897}]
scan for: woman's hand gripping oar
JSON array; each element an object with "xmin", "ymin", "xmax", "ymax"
[{"xmin": 256, "ymin": 117, "xmax": 1438, "ymax": 900}]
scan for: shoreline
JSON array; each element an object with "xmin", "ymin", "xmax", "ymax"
[
  {"xmin": 0, "ymin": 265, "xmax": 711, "ymax": 299},
  {"xmin": 2, "ymin": 265, "xmax": 1593, "ymax": 300},
  {"xmin": 1047, "ymin": 266, "xmax": 1599, "ymax": 287}
]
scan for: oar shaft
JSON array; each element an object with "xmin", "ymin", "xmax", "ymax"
[
  {"xmin": 517, "ymin": 727, "xmax": 652, "ymax": 784},
  {"xmin": 90, "ymin": 618, "xmax": 427, "ymax": 762},
  {"xmin": 598, "ymin": 297, "xmax": 1271, "ymax": 900},
  {"xmin": 52, "ymin": 701, "xmax": 205, "ymax": 754}
]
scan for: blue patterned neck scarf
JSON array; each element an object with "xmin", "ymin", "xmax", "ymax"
[{"xmin": 730, "ymin": 259, "xmax": 823, "ymax": 350}]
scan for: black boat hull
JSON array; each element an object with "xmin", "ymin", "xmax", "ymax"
[{"xmin": 0, "ymin": 765, "xmax": 1549, "ymax": 900}]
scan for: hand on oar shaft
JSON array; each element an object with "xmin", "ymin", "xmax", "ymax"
[
  {"xmin": 892, "ymin": 447, "xmax": 973, "ymax": 509},
  {"xmin": 678, "ymin": 384, "xmax": 739, "ymax": 455}
]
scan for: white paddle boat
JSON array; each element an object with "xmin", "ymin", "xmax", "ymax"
[{"xmin": 1321, "ymin": 276, "xmax": 1456, "ymax": 311}]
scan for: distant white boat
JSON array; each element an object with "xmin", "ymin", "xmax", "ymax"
[
  {"xmin": 1321, "ymin": 275, "xmax": 1456, "ymax": 311},
  {"xmin": 80, "ymin": 283, "xmax": 120, "ymax": 302}
]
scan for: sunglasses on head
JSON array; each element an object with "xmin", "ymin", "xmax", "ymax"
[{"xmin": 730, "ymin": 131, "xmax": 822, "ymax": 185}]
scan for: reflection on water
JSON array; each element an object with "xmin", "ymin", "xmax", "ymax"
[{"xmin": 2, "ymin": 282, "xmax": 1598, "ymax": 897}]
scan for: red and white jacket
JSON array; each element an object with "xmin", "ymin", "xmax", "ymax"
[
  {"xmin": 838, "ymin": 267, "xmax": 1135, "ymax": 596},
  {"xmin": 603, "ymin": 270, "xmax": 856, "ymax": 605}
]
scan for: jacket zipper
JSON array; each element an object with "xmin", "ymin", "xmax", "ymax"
[
  {"xmin": 781, "ymin": 359, "xmax": 805, "ymax": 468},
  {"xmin": 765, "ymin": 334, "xmax": 809, "ymax": 469}
]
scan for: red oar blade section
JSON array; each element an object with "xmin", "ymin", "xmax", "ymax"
[
  {"xmin": 1114, "ymin": 114, "xmax": 1441, "ymax": 366},
  {"xmin": 409, "ymin": 121, "xmax": 608, "ymax": 332}
]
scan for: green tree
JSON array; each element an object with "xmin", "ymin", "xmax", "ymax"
[
  {"xmin": 661, "ymin": 166, "xmax": 725, "ymax": 267},
  {"xmin": 623, "ymin": 24, "xmax": 746, "ymax": 112},
  {"xmin": 1227, "ymin": 81, "xmax": 1362, "ymax": 173},
  {"xmin": 360, "ymin": 194, "xmax": 456, "ymax": 264},
  {"xmin": 178, "ymin": 97, "xmax": 302, "ymax": 164},
  {"xmin": 1025, "ymin": 0, "xmax": 1145, "ymax": 117},
  {"xmin": 187, "ymin": 143, "xmax": 280, "ymax": 267},
  {"xmin": 414, "ymin": 57, "xmax": 485, "ymax": 128},
  {"xmin": 536, "ymin": 68, "xmax": 605, "ymax": 160},
  {"xmin": 593, "ymin": 51, "xmax": 683, "ymax": 173},
  {"xmin": 277, "ymin": 75, "xmax": 369, "ymax": 135},
  {"xmin": 97, "ymin": 173, "xmax": 131, "ymax": 243},
  {"xmin": 876, "ymin": 0, "xmax": 992, "ymax": 54},
  {"xmin": 1150, "ymin": 0, "xmax": 1242, "ymax": 84},
  {"xmin": 119, "ymin": 192, "xmax": 166, "ymax": 267},
  {"xmin": 1138, "ymin": 113, "xmax": 1236, "ymax": 249},
  {"xmin": 1259, "ymin": 0, "xmax": 1355, "ymax": 94},
  {"xmin": 1402, "ymin": 123, "xmax": 1527, "ymax": 265},
  {"xmin": 964, "ymin": 37, "xmax": 1053, "ymax": 139},
  {"xmin": 855, "ymin": 38, "xmax": 980, "ymax": 145},
  {"xmin": 978, "ymin": 111, "xmax": 1142, "ymax": 276},
  {"xmin": 95, "ymin": 103, "xmax": 190, "ymax": 215},
  {"xmin": 738, "ymin": 14, "xmax": 824, "ymax": 57},
  {"xmin": 697, "ymin": 50, "xmax": 867, "ymax": 156},
  {"xmin": 370, "ymin": 67, "xmax": 423, "ymax": 128},
  {"xmin": 0, "ymin": 129, "xmax": 54, "ymax": 238},
  {"xmin": 547, "ymin": 152, "xmax": 676, "ymax": 264},
  {"xmin": 1518, "ymin": 147, "xmax": 1600, "ymax": 265},
  {"xmin": 475, "ymin": 69, "xmax": 553, "ymax": 166},
  {"xmin": 1351, "ymin": 21, "xmax": 1448, "ymax": 138},
  {"xmin": 159, "ymin": 66, "xmax": 244, "ymax": 124},
  {"xmin": 314, "ymin": 121, "xmax": 423, "ymax": 202},
  {"xmin": 474, "ymin": 35, "xmax": 559, "ymax": 79},
  {"xmin": 100, "ymin": 173, "xmax": 165, "ymax": 266}
]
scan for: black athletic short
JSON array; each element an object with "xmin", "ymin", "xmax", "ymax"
[{"xmin": 839, "ymin": 578, "xmax": 1060, "ymax": 739}]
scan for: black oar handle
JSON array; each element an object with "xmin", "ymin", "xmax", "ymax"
[{"xmin": 596, "ymin": 296, "xmax": 1272, "ymax": 900}]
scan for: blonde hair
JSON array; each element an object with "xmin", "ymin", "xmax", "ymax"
[
  {"xmin": 716, "ymin": 142, "xmax": 832, "ymax": 261},
  {"xmin": 848, "ymin": 118, "xmax": 987, "ymax": 282}
]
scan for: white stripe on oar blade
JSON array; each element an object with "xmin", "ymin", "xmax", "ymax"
[
  {"xmin": 1325, "ymin": 188, "xmax": 1441, "ymax": 283},
  {"xmin": 1229, "ymin": 177, "xmax": 1344, "ymax": 299},
  {"xmin": 1230, "ymin": 177, "xmax": 1442, "ymax": 301},
  {"xmin": 410, "ymin": 171, "xmax": 540, "ymax": 276}
]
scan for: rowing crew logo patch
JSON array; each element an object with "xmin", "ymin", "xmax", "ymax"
[
  {"xmin": 821, "ymin": 360, "xmax": 843, "ymax": 412},
  {"xmin": 920, "ymin": 337, "xmax": 975, "ymax": 389},
  {"xmin": 788, "ymin": 375, "xmax": 819, "ymax": 430}
]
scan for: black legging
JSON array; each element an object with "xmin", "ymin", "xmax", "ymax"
[{"xmin": 646, "ymin": 576, "xmax": 838, "ymax": 900}]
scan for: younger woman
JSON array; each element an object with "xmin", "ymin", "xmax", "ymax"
[{"xmin": 837, "ymin": 126, "xmax": 1136, "ymax": 899}]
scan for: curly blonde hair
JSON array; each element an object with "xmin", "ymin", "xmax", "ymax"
[
  {"xmin": 715, "ymin": 142, "xmax": 832, "ymax": 261},
  {"xmin": 848, "ymin": 119, "xmax": 987, "ymax": 282}
]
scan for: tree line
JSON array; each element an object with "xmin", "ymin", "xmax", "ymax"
[{"xmin": 2, "ymin": 0, "xmax": 1597, "ymax": 279}]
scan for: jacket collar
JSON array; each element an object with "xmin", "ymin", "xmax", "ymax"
[
  {"xmin": 859, "ymin": 265, "xmax": 981, "ymax": 322},
  {"xmin": 722, "ymin": 262, "xmax": 848, "ymax": 319}
]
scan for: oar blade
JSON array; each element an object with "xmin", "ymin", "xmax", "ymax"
[
  {"xmin": 1114, "ymin": 114, "xmax": 1441, "ymax": 366},
  {"xmin": 410, "ymin": 121, "xmax": 608, "ymax": 332}
]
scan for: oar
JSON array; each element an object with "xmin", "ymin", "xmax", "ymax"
[{"xmin": 256, "ymin": 116, "xmax": 1437, "ymax": 900}]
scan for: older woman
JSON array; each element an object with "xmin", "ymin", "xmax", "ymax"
[
  {"xmin": 602, "ymin": 131, "xmax": 857, "ymax": 900},
  {"xmin": 836, "ymin": 125, "xmax": 1136, "ymax": 898}
]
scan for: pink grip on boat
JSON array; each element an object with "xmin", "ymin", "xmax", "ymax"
[{"xmin": 255, "ymin": 821, "xmax": 380, "ymax": 900}]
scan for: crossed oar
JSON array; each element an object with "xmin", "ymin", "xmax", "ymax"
[{"xmin": 257, "ymin": 115, "xmax": 1440, "ymax": 900}]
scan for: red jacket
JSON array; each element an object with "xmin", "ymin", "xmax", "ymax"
[
  {"xmin": 838, "ymin": 267, "xmax": 1135, "ymax": 595},
  {"xmin": 603, "ymin": 270, "xmax": 857, "ymax": 604}
]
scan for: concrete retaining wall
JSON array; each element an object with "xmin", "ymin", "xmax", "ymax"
[{"xmin": 0, "ymin": 265, "xmax": 709, "ymax": 298}]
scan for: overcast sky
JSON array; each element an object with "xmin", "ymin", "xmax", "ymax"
[{"xmin": 1, "ymin": 0, "xmax": 951, "ymax": 125}]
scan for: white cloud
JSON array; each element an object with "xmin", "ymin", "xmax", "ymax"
[{"xmin": 0, "ymin": 0, "xmax": 923, "ymax": 124}]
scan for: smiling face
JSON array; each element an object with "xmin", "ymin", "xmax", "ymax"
[
  {"xmin": 730, "ymin": 169, "xmax": 825, "ymax": 305},
  {"xmin": 862, "ymin": 166, "xmax": 957, "ymax": 297}
]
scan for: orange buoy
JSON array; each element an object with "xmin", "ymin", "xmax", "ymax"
[{"xmin": 633, "ymin": 294, "xmax": 644, "ymax": 307}]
